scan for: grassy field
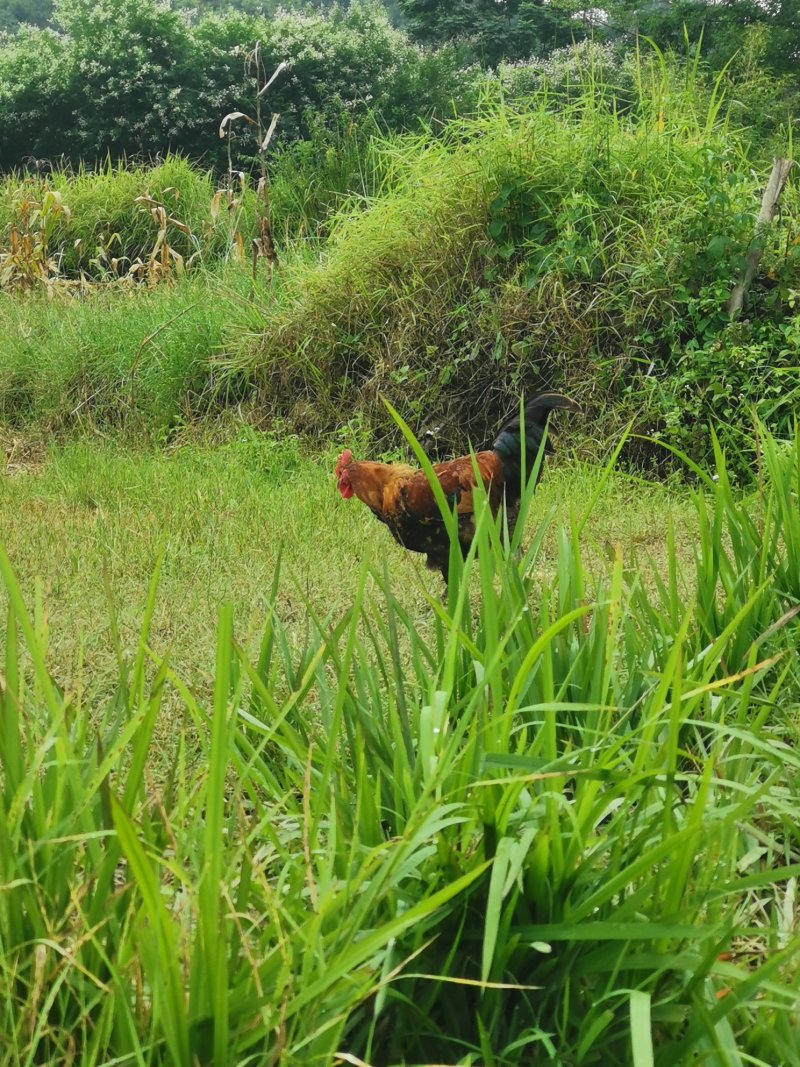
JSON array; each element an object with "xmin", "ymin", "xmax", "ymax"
[
  {"xmin": 2, "ymin": 420, "xmax": 799, "ymax": 1065},
  {"xmin": 2, "ymin": 71, "xmax": 800, "ymax": 1066},
  {"xmin": 0, "ymin": 428, "xmax": 694, "ymax": 707}
]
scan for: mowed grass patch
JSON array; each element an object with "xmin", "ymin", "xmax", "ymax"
[{"xmin": 0, "ymin": 431, "xmax": 695, "ymax": 702}]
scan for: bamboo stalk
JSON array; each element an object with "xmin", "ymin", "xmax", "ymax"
[{"xmin": 727, "ymin": 157, "xmax": 794, "ymax": 318}]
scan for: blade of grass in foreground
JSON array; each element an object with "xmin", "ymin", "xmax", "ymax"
[{"xmin": 111, "ymin": 794, "xmax": 190, "ymax": 1067}]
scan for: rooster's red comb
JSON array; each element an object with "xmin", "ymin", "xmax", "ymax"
[{"xmin": 335, "ymin": 449, "xmax": 353, "ymax": 478}]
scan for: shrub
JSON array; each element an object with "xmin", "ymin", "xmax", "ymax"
[
  {"xmin": 650, "ymin": 309, "xmax": 800, "ymax": 475},
  {"xmin": 227, "ymin": 93, "xmax": 800, "ymax": 458},
  {"xmin": 0, "ymin": 0, "xmax": 483, "ymax": 172},
  {"xmin": 497, "ymin": 39, "xmax": 639, "ymax": 110}
]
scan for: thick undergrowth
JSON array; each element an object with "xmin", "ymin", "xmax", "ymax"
[
  {"xmin": 2, "ymin": 80, "xmax": 798, "ymax": 470},
  {"xmin": 228, "ymin": 92, "xmax": 799, "ymax": 468}
]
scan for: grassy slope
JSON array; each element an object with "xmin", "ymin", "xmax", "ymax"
[{"xmin": 2, "ymin": 97, "xmax": 798, "ymax": 461}]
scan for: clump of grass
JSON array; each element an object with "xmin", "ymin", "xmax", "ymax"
[
  {"xmin": 228, "ymin": 88, "xmax": 799, "ymax": 460},
  {"xmin": 267, "ymin": 114, "xmax": 390, "ymax": 243},
  {"xmin": 1, "ymin": 421, "xmax": 798, "ymax": 1064},
  {"xmin": 0, "ymin": 122, "xmax": 387, "ymax": 290},
  {"xmin": 0, "ymin": 266, "xmax": 261, "ymax": 431}
]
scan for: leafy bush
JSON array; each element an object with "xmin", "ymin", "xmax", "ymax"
[
  {"xmin": 497, "ymin": 39, "xmax": 639, "ymax": 110},
  {"xmin": 0, "ymin": 0, "xmax": 481, "ymax": 171},
  {"xmin": 227, "ymin": 93, "xmax": 799, "ymax": 458},
  {"xmin": 650, "ymin": 310, "xmax": 800, "ymax": 475},
  {"xmin": 398, "ymin": 0, "xmax": 585, "ymax": 64},
  {"xmin": 494, "ymin": 28, "xmax": 799, "ymax": 149},
  {"xmin": 716, "ymin": 23, "xmax": 800, "ymax": 144}
]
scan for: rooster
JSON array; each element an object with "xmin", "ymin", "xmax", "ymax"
[{"xmin": 335, "ymin": 393, "xmax": 579, "ymax": 582}]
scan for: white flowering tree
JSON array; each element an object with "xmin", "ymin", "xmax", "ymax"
[{"xmin": 0, "ymin": 0, "xmax": 477, "ymax": 170}]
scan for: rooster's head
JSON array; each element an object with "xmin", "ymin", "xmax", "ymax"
[{"xmin": 335, "ymin": 450, "xmax": 354, "ymax": 498}]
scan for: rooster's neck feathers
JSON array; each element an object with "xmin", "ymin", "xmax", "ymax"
[{"xmin": 346, "ymin": 460, "xmax": 414, "ymax": 513}]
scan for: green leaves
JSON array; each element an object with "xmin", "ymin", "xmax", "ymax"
[
  {"xmin": 1, "ymin": 421, "xmax": 799, "ymax": 1063},
  {"xmin": 111, "ymin": 796, "xmax": 191, "ymax": 1067},
  {"xmin": 0, "ymin": 0, "xmax": 477, "ymax": 171},
  {"xmin": 630, "ymin": 991, "xmax": 655, "ymax": 1067}
]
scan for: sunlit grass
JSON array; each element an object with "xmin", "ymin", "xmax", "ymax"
[{"xmin": 0, "ymin": 430, "xmax": 694, "ymax": 716}]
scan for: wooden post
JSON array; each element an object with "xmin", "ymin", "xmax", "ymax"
[{"xmin": 727, "ymin": 157, "xmax": 794, "ymax": 318}]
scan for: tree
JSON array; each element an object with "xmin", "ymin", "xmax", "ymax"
[
  {"xmin": 606, "ymin": 0, "xmax": 800, "ymax": 76},
  {"xmin": 398, "ymin": 0, "xmax": 585, "ymax": 63},
  {"xmin": 0, "ymin": 0, "xmax": 52, "ymax": 31},
  {"xmin": 0, "ymin": 0, "xmax": 481, "ymax": 170}
]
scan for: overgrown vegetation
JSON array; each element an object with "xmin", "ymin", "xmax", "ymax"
[
  {"xmin": 1, "ymin": 421, "xmax": 799, "ymax": 1064},
  {"xmin": 3, "ymin": 66, "xmax": 797, "ymax": 469},
  {"xmin": 0, "ymin": 117, "xmax": 389, "ymax": 286},
  {"xmin": 228, "ymin": 94, "xmax": 800, "ymax": 466},
  {"xmin": 0, "ymin": 431, "xmax": 693, "ymax": 737},
  {"xmin": 0, "ymin": 157, "xmax": 248, "ymax": 282},
  {"xmin": 2, "ymin": 7, "xmax": 800, "ymax": 1061},
  {"xmin": 3, "ymin": 0, "xmax": 797, "ymax": 176},
  {"xmin": 0, "ymin": 0, "xmax": 477, "ymax": 170}
]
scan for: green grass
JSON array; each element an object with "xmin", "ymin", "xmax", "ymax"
[
  {"xmin": 0, "ymin": 128, "xmax": 383, "ymax": 284},
  {"xmin": 2, "ymin": 85, "xmax": 798, "ymax": 464},
  {"xmin": 0, "ymin": 429, "xmax": 693, "ymax": 734},
  {"xmin": 1, "ymin": 422, "xmax": 799, "ymax": 1064},
  {"xmin": 2, "ymin": 56, "xmax": 800, "ymax": 1063},
  {"xmin": 226, "ymin": 96, "xmax": 800, "ymax": 455},
  {"xmin": 0, "ymin": 157, "xmax": 256, "ymax": 278},
  {"xmin": 0, "ymin": 267, "xmax": 262, "ymax": 431}
]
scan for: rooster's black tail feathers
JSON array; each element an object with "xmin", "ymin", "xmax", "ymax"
[{"xmin": 492, "ymin": 392, "xmax": 579, "ymax": 489}]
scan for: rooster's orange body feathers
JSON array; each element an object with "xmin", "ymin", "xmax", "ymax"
[{"xmin": 335, "ymin": 393, "xmax": 578, "ymax": 582}]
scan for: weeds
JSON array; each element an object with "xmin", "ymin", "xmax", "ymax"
[
  {"xmin": 0, "ymin": 157, "xmax": 242, "ymax": 281},
  {"xmin": 2, "ymin": 72, "xmax": 798, "ymax": 464},
  {"xmin": 227, "ymin": 92, "xmax": 798, "ymax": 461},
  {"xmin": 0, "ymin": 120, "xmax": 383, "ymax": 289},
  {"xmin": 0, "ymin": 187, "xmax": 72, "ymax": 291},
  {"xmin": 0, "ymin": 268, "xmax": 248, "ymax": 430},
  {"xmin": 1, "ymin": 423, "xmax": 798, "ymax": 1065}
]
